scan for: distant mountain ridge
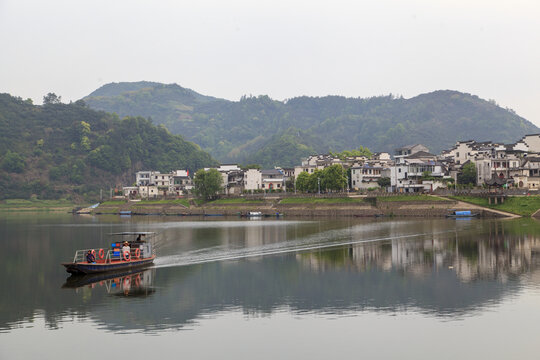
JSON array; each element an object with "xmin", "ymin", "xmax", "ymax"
[{"xmin": 83, "ymin": 82, "xmax": 539, "ymax": 168}]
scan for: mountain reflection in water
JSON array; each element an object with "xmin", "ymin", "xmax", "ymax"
[{"xmin": 1, "ymin": 216, "xmax": 540, "ymax": 333}]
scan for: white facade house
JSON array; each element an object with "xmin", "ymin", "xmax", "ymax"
[
  {"xmin": 136, "ymin": 171, "xmax": 155, "ymax": 186},
  {"xmin": 514, "ymin": 134, "xmax": 540, "ymax": 153},
  {"xmin": 391, "ymin": 159, "xmax": 447, "ymax": 193},
  {"xmin": 294, "ymin": 165, "xmax": 317, "ymax": 179},
  {"xmin": 171, "ymin": 170, "xmax": 193, "ymax": 195},
  {"xmin": 153, "ymin": 172, "xmax": 172, "ymax": 188},
  {"xmin": 134, "ymin": 170, "xmax": 192, "ymax": 198},
  {"xmin": 139, "ymin": 185, "xmax": 158, "ymax": 198},
  {"xmin": 390, "ymin": 145, "xmax": 450, "ymax": 192},
  {"xmin": 261, "ymin": 169, "xmax": 285, "ymax": 191},
  {"xmin": 351, "ymin": 163, "xmax": 385, "ymax": 190},
  {"xmin": 244, "ymin": 169, "xmax": 262, "ymax": 191}
]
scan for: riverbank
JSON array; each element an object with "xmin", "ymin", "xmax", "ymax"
[
  {"xmin": 0, "ymin": 199, "xmax": 82, "ymax": 212},
  {"xmin": 88, "ymin": 195, "xmax": 512, "ymax": 218},
  {"xmin": 448, "ymin": 195, "xmax": 540, "ymax": 217}
]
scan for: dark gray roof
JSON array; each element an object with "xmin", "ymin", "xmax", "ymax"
[
  {"xmin": 406, "ymin": 151, "xmax": 436, "ymax": 159},
  {"xmin": 396, "ymin": 144, "xmax": 420, "ymax": 151},
  {"xmin": 261, "ymin": 169, "xmax": 283, "ymax": 176}
]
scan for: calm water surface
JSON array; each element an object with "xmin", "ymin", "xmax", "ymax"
[{"xmin": 1, "ymin": 214, "xmax": 540, "ymax": 359}]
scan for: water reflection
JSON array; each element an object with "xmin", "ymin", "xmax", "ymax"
[
  {"xmin": 63, "ymin": 268, "xmax": 156, "ymax": 297},
  {"xmin": 1, "ymin": 216, "xmax": 540, "ymax": 333},
  {"xmin": 298, "ymin": 220, "xmax": 540, "ymax": 283}
]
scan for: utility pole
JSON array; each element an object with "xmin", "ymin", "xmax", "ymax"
[{"xmin": 318, "ymin": 177, "xmax": 320, "ymax": 194}]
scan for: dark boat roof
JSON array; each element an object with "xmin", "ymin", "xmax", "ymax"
[{"xmin": 109, "ymin": 232, "xmax": 156, "ymax": 236}]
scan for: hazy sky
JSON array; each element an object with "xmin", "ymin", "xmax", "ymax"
[{"xmin": 1, "ymin": 0, "xmax": 539, "ymax": 125}]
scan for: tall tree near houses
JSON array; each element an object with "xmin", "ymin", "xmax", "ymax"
[
  {"xmin": 193, "ymin": 168, "xmax": 223, "ymax": 201},
  {"xmin": 321, "ymin": 164, "xmax": 348, "ymax": 192},
  {"xmin": 295, "ymin": 171, "xmax": 310, "ymax": 192},
  {"xmin": 458, "ymin": 162, "xmax": 477, "ymax": 185}
]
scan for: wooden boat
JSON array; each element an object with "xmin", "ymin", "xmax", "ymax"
[
  {"xmin": 239, "ymin": 211, "xmax": 263, "ymax": 217},
  {"xmin": 446, "ymin": 210, "xmax": 478, "ymax": 218},
  {"xmin": 62, "ymin": 232, "xmax": 156, "ymax": 275}
]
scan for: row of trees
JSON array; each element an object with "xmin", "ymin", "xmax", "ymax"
[
  {"xmin": 295, "ymin": 165, "xmax": 348, "ymax": 193},
  {"xmin": 192, "ymin": 165, "xmax": 349, "ymax": 200}
]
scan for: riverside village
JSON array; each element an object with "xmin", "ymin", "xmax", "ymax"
[
  {"xmin": 93, "ymin": 134, "xmax": 540, "ymax": 219},
  {"xmin": 121, "ymin": 134, "xmax": 540, "ymax": 197}
]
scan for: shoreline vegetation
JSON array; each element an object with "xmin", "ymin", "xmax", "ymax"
[
  {"xmin": 3, "ymin": 194, "xmax": 539, "ymax": 218},
  {"xmin": 0, "ymin": 199, "xmax": 82, "ymax": 212}
]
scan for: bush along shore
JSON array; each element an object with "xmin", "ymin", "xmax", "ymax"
[{"xmin": 86, "ymin": 195, "xmax": 516, "ymax": 218}]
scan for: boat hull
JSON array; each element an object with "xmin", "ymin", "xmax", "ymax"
[
  {"xmin": 446, "ymin": 214, "xmax": 478, "ymax": 218},
  {"xmin": 62, "ymin": 256, "xmax": 156, "ymax": 275}
]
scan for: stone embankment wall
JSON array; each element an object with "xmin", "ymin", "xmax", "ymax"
[{"xmin": 92, "ymin": 198, "xmax": 509, "ymax": 218}]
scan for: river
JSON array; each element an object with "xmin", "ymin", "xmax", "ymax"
[{"xmin": 1, "ymin": 213, "xmax": 540, "ymax": 359}]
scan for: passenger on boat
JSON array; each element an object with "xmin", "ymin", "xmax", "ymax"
[
  {"xmin": 86, "ymin": 250, "xmax": 96, "ymax": 263},
  {"xmin": 122, "ymin": 241, "xmax": 130, "ymax": 259}
]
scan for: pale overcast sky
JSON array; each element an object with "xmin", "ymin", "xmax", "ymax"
[{"xmin": 1, "ymin": 0, "xmax": 539, "ymax": 125}]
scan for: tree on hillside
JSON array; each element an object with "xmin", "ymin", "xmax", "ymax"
[
  {"xmin": 43, "ymin": 93, "xmax": 62, "ymax": 105},
  {"xmin": 458, "ymin": 162, "xmax": 477, "ymax": 185},
  {"xmin": 1, "ymin": 150, "xmax": 26, "ymax": 173},
  {"xmin": 193, "ymin": 168, "xmax": 223, "ymax": 200},
  {"xmin": 330, "ymin": 146, "xmax": 373, "ymax": 160}
]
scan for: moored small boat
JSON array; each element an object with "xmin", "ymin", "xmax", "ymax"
[
  {"xmin": 446, "ymin": 210, "xmax": 478, "ymax": 218},
  {"xmin": 62, "ymin": 232, "xmax": 156, "ymax": 275}
]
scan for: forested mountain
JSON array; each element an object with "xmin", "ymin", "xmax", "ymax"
[
  {"xmin": 0, "ymin": 93, "xmax": 217, "ymax": 200},
  {"xmin": 84, "ymin": 82, "xmax": 539, "ymax": 168}
]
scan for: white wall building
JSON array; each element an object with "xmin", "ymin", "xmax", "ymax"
[
  {"xmin": 244, "ymin": 169, "xmax": 262, "ymax": 191},
  {"xmin": 351, "ymin": 163, "xmax": 385, "ymax": 190}
]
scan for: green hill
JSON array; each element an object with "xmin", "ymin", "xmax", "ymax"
[
  {"xmin": 0, "ymin": 93, "xmax": 217, "ymax": 201},
  {"xmin": 84, "ymin": 82, "xmax": 539, "ymax": 167}
]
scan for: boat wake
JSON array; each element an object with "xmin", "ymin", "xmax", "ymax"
[{"xmin": 154, "ymin": 227, "xmax": 456, "ymax": 269}]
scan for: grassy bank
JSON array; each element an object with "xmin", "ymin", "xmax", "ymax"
[
  {"xmin": 377, "ymin": 195, "xmax": 449, "ymax": 202},
  {"xmin": 100, "ymin": 199, "xmax": 190, "ymax": 207},
  {"xmin": 135, "ymin": 199, "xmax": 190, "ymax": 207},
  {"xmin": 206, "ymin": 198, "xmax": 265, "ymax": 205},
  {"xmin": 280, "ymin": 197, "xmax": 365, "ymax": 204},
  {"xmin": 0, "ymin": 199, "xmax": 81, "ymax": 211},
  {"xmin": 449, "ymin": 195, "xmax": 540, "ymax": 216}
]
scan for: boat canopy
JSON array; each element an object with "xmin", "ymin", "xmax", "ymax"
[{"xmin": 109, "ymin": 232, "xmax": 156, "ymax": 236}]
